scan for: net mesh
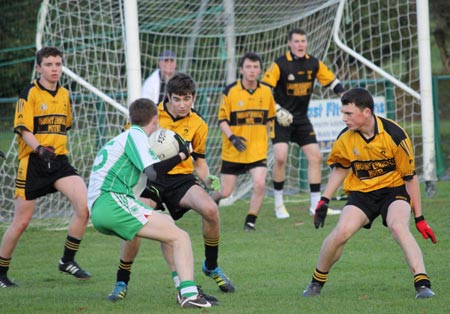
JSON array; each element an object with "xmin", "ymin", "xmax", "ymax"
[{"xmin": 0, "ymin": 0, "xmax": 423, "ymax": 228}]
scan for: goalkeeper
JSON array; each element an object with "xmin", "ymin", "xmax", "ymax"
[
  {"xmin": 262, "ymin": 28, "xmax": 345, "ymax": 219},
  {"xmin": 302, "ymin": 87, "xmax": 436, "ymax": 299},
  {"xmin": 211, "ymin": 52, "xmax": 276, "ymax": 231},
  {"xmin": 106, "ymin": 73, "xmax": 234, "ymax": 304}
]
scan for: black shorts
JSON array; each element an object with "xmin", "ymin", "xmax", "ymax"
[
  {"xmin": 271, "ymin": 119, "xmax": 317, "ymax": 147},
  {"xmin": 15, "ymin": 154, "xmax": 80, "ymax": 200},
  {"xmin": 220, "ymin": 159, "xmax": 267, "ymax": 175},
  {"xmin": 346, "ymin": 185, "xmax": 411, "ymax": 229},
  {"xmin": 140, "ymin": 173, "xmax": 198, "ymax": 220}
]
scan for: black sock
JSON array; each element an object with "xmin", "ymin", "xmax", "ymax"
[
  {"xmin": 414, "ymin": 273, "xmax": 431, "ymax": 288},
  {"xmin": 245, "ymin": 214, "xmax": 257, "ymax": 225},
  {"xmin": 273, "ymin": 181, "xmax": 284, "ymax": 190},
  {"xmin": 117, "ymin": 260, "xmax": 134, "ymax": 284},
  {"xmin": 61, "ymin": 235, "xmax": 81, "ymax": 263},
  {"xmin": 312, "ymin": 268, "xmax": 328, "ymax": 286},
  {"xmin": 310, "ymin": 183, "xmax": 321, "ymax": 193},
  {"xmin": 204, "ymin": 237, "xmax": 219, "ymax": 270},
  {"xmin": 0, "ymin": 256, "xmax": 11, "ymax": 276}
]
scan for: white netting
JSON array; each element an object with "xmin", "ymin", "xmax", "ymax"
[{"xmin": 0, "ymin": 0, "xmax": 424, "ymax": 228}]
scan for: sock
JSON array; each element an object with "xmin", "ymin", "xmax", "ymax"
[
  {"xmin": 414, "ymin": 273, "xmax": 431, "ymax": 288},
  {"xmin": 179, "ymin": 280, "xmax": 198, "ymax": 298},
  {"xmin": 0, "ymin": 256, "xmax": 11, "ymax": 276},
  {"xmin": 273, "ymin": 181, "xmax": 285, "ymax": 206},
  {"xmin": 117, "ymin": 259, "xmax": 134, "ymax": 284},
  {"xmin": 204, "ymin": 236, "xmax": 219, "ymax": 270},
  {"xmin": 310, "ymin": 191, "xmax": 321, "ymax": 209},
  {"xmin": 312, "ymin": 268, "xmax": 328, "ymax": 286},
  {"xmin": 61, "ymin": 235, "xmax": 81, "ymax": 263},
  {"xmin": 245, "ymin": 214, "xmax": 257, "ymax": 226},
  {"xmin": 172, "ymin": 271, "xmax": 181, "ymax": 290}
]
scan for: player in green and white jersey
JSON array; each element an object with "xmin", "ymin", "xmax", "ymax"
[{"xmin": 87, "ymin": 98, "xmax": 211, "ymax": 309}]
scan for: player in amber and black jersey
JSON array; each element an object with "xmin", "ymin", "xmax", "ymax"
[
  {"xmin": 106, "ymin": 73, "xmax": 233, "ymax": 304},
  {"xmin": 263, "ymin": 28, "xmax": 345, "ymax": 219},
  {"xmin": 0, "ymin": 47, "xmax": 91, "ymax": 288},
  {"xmin": 212, "ymin": 52, "xmax": 276, "ymax": 231},
  {"xmin": 302, "ymin": 87, "xmax": 436, "ymax": 300}
]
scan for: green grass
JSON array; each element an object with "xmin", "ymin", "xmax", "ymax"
[{"xmin": 1, "ymin": 181, "xmax": 450, "ymax": 314}]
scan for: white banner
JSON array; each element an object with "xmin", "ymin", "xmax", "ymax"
[{"xmin": 308, "ymin": 96, "xmax": 386, "ymax": 152}]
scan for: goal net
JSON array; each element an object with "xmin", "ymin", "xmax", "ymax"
[{"xmin": 0, "ymin": 0, "xmax": 426, "ymax": 228}]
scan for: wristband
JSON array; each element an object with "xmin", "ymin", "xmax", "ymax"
[
  {"xmin": 414, "ymin": 215, "xmax": 425, "ymax": 223},
  {"xmin": 320, "ymin": 196, "xmax": 330, "ymax": 204}
]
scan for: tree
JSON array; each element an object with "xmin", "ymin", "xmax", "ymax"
[{"xmin": 429, "ymin": 0, "xmax": 450, "ymax": 74}]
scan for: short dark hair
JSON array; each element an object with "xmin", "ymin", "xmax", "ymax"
[
  {"xmin": 167, "ymin": 72, "xmax": 196, "ymax": 97},
  {"xmin": 288, "ymin": 28, "xmax": 307, "ymax": 41},
  {"xmin": 129, "ymin": 98, "xmax": 158, "ymax": 126},
  {"xmin": 36, "ymin": 46, "xmax": 63, "ymax": 66},
  {"xmin": 341, "ymin": 87, "xmax": 374, "ymax": 112},
  {"xmin": 239, "ymin": 52, "xmax": 262, "ymax": 68}
]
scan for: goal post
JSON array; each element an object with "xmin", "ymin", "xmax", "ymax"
[
  {"xmin": 333, "ymin": 0, "xmax": 437, "ymax": 194},
  {"xmin": 0, "ymin": 0, "xmax": 438, "ymax": 229}
]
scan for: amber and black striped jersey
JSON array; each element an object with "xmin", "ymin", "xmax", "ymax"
[
  {"xmin": 157, "ymin": 102, "xmax": 208, "ymax": 175},
  {"xmin": 14, "ymin": 79, "xmax": 72, "ymax": 160},
  {"xmin": 263, "ymin": 51, "xmax": 344, "ymax": 124},
  {"xmin": 328, "ymin": 115, "xmax": 416, "ymax": 193},
  {"xmin": 218, "ymin": 80, "xmax": 276, "ymax": 163}
]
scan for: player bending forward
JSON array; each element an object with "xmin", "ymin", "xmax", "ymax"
[
  {"xmin": 88, "ymin": 98, "xmax": 211, "ymax": 309},
  {"xmin": 302, "ymin": 87, "xmax": 436, "ymax": 299}
]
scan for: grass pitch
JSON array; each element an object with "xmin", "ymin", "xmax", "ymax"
[{"xmin": 1, "ymin": 181, "xmax": 449, "ymax": 314}]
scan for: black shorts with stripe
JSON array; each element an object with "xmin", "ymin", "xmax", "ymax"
[
  {"xmin": 15, "ymin": 154, "xmax": 79, "ymax": 200},
  {"xmin": 140, "ymin": 173, "xmax": 198, "ymax": 220},
  {"xmin": 271, "ymin": 119, "xmax": 317, "ymax": 147},
  {"xmin": 220, "ymin": 159, "xmax": 267, "ymax": 175},
  {"xmin": 346, "ymin": 185, "xmax": 411, "ymax": 229}
]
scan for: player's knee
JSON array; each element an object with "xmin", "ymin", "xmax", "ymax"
[
  {"xmin": 201, "ymin": 206, "xmax": 219, "ymax": 225},
  {"xmin": 74, "ymin": 205, "xmax": 90, "ymax": 222},
  {"xmin": 220, "ymin": 188, "xmax": 233, "ymax": 199},
  {"xmin": 11, "ymin": 219, "xmax": 30, "ymax": 235},
  {"xmin": 253, "ymin": 180, "xmax": 265, "ymax": 193},
  {"xmin": 175, "ymin": 228, "xmax": 191, "ymax": 245}
]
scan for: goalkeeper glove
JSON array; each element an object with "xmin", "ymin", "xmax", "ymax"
[
  {"xmin": 415, "ymin": 215, "xmax": 437, "ymax": 244},
  {"xmin": 228, "ymin": 134, "xmax": 247, "ymax": 152},
  {"xmin": 314, "ymin": 197, "xmax": 329, "ymax": 229},
  {"xmin": 174, "ymin": 133, "xmax": 190, "ymax": 160},
  {"xmin": 275, "ymin": 104, "xmax": 293, "ymax": 127},
  {"xmin": 35, "ymin": 145, "xmax": 56, "ymax": 163},
  {"xmin": 206, "ymin": 175, "xmax": 221, "ymax": 192}
]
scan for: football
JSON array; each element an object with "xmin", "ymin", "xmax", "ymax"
[{"xmin": 148, "ymin": 128, "xmax": 180, "ymax": 160}]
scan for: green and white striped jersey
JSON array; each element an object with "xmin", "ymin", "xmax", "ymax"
[{"xmin": 87, "ymin": 125, "xmax": 160, "ymax": 211}]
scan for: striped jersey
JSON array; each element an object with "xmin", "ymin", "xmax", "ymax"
[
  {"xmin": 263, "ymin": 51, "xmax": 339, "ymax": 124},
  {"xmin": 218, "ymin": 80, "xmax": 276, "ymax": 163},
  {"xmin": 328, "ymin": 115, "xmax": 416, "ymax": 193},
  {"xmin": 87, "ymin": 125, "xmax": 160, "ymax": 210},
  {"xmin": 14, "ymin": 79, "xmax": 72, "ymax": 160},
  {"xmin": 157, "ymin": 102, "xmax": 208, "ymax": 175}
]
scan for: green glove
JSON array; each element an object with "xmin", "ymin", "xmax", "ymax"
[{"xmin": 207, "ymin": 175, "xmax": 221, "ymax": 192}]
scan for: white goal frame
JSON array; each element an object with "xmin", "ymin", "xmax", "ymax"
[{"xmin": 333, "ymin": 0, "xmax": 437, "ymax": 186}]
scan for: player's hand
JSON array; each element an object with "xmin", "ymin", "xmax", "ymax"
[
  {"xmin": 206, "ymin": 175, "xmax": 221, "ymax": 192},
  {"xmin": 415, "ymin": 216, "xmax": 437, "ymax": 244},
  {"xmin": 314, "ymin": 197, "xmax": 329, "ymax": 229},
  {"xmin": 229, "ymin": 135, "xmax": 247, "ymax": 152},
  {"xmin": 275, "ymin": 104, "xmax": 293, "ymax": 127},
  {"xmin": 35, "ymin": 145, "xmax": 56, "ymax": 163},
  {"xmin": 174, "ymin": 133, "xmax": 189, "ymax": 160}
]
